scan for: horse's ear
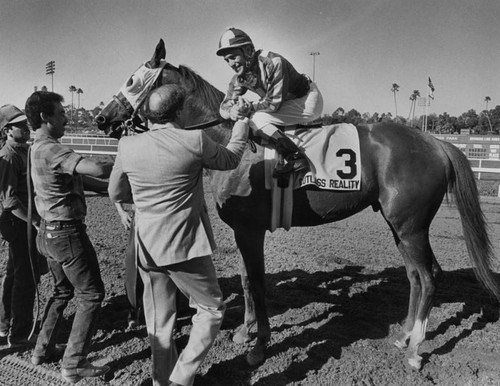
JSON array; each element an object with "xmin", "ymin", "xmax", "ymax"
[{"xmin": 149, "ymin": 39, "xmax": 166, "ymax": 68}]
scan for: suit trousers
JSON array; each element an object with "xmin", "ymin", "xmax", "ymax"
[{"xmin": 138, "ymin": 255, "xmax": 225, "ymax": 386}]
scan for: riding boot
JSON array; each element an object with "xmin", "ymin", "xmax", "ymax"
[{"xmin": 269, "ymin": 130, "xmax": 309, "ymax": 178}]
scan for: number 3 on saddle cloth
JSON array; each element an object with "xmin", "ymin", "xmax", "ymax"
[{"xmin": 264, "ymin": 123, "xmax": 362, "ymax": 231}]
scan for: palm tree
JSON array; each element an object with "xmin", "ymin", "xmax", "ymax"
[
  {"xmin": 391, "ymin": 83, "xmax": 399, "ymax": 122},
  {"xmin": 77, "ymin": 88, "xmax": 83, "ymax": 109},
  {"xmin": 408, "ymin": 90, "xmax": 420, "ymax": 126},
  {"xmin": 484, "ymin": 96, "xmax": 493, "ymax": 133},
  {"xmin": 484, "ymin": 96, "xmax": 491, "ymax": 111},
  {"xmin": 69, "ymin": 85, "xmax": 77, "ymax": 124}
]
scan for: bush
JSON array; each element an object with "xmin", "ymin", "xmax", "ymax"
[{"xmin": 477, "ymin": 180, "xmax": 500, "ymax": 196}]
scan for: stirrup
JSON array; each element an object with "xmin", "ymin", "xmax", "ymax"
[{"xmin": 272, "ymin": 158, "xmax": 309, "ymax": 178}]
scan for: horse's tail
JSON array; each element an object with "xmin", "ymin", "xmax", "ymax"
[{"xmin": 439, "ymin": 140, "xmax": 500, "ymax": 300}]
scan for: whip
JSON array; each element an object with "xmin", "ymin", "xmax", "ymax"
[{"xmin": 26, "ymin": 146, "xmax": 40, "ymax": 341}]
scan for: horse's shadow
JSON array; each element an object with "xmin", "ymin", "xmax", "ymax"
[
  {"xmin": 89, "ymin": 264, "xmax": 499, "ymax": 384},
  {"xmin": 200, "ymin": 265, "xmax": 500, "ymax": 385}
]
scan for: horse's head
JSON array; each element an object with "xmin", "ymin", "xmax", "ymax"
[
  {"xmin": 96, "ymin": 39, "xmax": 176, "ymax": 138},
  {"xmin": 96, "ymin": 39, "xmax": 227, "ymax": 139}
]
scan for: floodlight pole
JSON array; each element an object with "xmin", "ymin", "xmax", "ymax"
[
  {"xmin": 45, "ymin": 60, "xmax": 55, "ymax": 91},
  {"xmin": 310, "ymin": 52, "xmax": 320, "ymax": 82}
]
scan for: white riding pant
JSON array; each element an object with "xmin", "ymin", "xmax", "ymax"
[{"xmin": 250, "ymin": 82, "xmax": 324, "ymax": 136}]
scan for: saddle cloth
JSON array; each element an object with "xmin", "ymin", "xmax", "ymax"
[
  {"xmin": 265, "ymin": 123, "xmax": 361, "ymax": 232},
  {"xmin": 265, "ymin": 123, "xmax": 361, "ymax": 191}
]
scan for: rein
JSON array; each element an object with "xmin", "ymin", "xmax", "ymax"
[
  {"xmin": 124, "ymin": 116, "xmax": 225, "ymax": 135},
  {"xmin": 185, "ymin": 118, "xmax": 224, "ymax": 130}
]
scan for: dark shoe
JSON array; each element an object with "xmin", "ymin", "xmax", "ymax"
[
  {"xmin": 31, "ymin": 343, "xmax": 66, "ymax": 365},
  {"xmin": 61, "ymin": 360, "xmax": 110, "ymax": 384},
  {"xmin": 272, "ymin": 157, "xmax": 309, "ymax": 178},
  {"xmin": 269, "ymin": 129, "xmax": 302, "ymax": 156}
]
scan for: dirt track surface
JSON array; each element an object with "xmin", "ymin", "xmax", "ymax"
[{"xmin": 1, "ymin": 187, "xmax": 500, "ymax": 385}]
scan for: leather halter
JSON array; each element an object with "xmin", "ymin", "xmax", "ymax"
[{"xmin": 113, "ymin": 92, "xmax": 134, "ymax": 116}]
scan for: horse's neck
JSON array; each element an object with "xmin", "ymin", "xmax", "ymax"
[
  {"xmin": 204, "ymin": 121, "xmax": 234, "ymax": 146},
  {"xmin": 177, "ymin": 65, "xmax": 235, "ymax": 146}
]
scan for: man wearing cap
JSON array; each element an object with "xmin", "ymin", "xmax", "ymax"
[
  {"xmin": 25, "ymin": 91, "xmax": 113, "ymax": 383},
  {"xmin": 108, "ymin": 84, "xmax": 249, "ymax": 386},
  {"xmin": 0, "ymin": 104, "xmax": 46, "ymax": 348},
  {"xmin": 216, "ymin": 27, "xmax": 324, "ymax": 177}
]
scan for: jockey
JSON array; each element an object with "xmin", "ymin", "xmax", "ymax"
[{"xmin": 217, "ymin": 27, "xmax": 324, "ymax": 177}]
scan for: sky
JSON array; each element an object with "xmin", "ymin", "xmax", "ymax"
[{"xmin": 1, "ymin": 0, "xmax": 499, "ymax": 118}]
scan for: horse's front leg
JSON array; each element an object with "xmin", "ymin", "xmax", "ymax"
[
  {"xmin": 232, "ymin": 256, "xmax": 256, "ymax": 344},
  {"xmin": 233, "ymin": 225, "xmax": 270, "ymax": 366}
]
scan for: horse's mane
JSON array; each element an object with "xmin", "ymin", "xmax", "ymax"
[
  {"xmin": 178, "ymin": 65, "xmax": 225, "ymax": 116},
  {"xmin": 176, "ymin": 65, "xmax": 234, "ymax": 145}
]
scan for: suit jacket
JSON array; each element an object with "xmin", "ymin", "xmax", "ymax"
[{"xmin": 108, "ymin": 121, "xmax": 248, "ymax": 267}]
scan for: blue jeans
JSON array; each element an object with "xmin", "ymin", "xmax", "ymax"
[
  {"xmin": 0, "ymin": 215, "xmax": 41, "ymax": 341},
  {"xmin": 34, "ymin": 221, "xmax": 105, "ymax": 369}
]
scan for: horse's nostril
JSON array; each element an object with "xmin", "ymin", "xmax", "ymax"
[{"xmin": 95, "ymin": 115, "xmax": 106, "ymax": 125}]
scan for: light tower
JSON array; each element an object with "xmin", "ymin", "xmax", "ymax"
[
  {"xmin": 310, "ymin": 52, "xmax": 320, "ymax": 82},
  {"xmin": 45, "ymin": 60, "xmax": 55, "ymax": 91}
]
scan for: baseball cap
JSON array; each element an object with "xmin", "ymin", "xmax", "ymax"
[{"xmin": 0, "ymin": 104, "xmax": 27, "ymax": 130}]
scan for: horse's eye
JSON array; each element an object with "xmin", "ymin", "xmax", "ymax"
[{"xmin": 126, "ymin": 75, "xmax": 143, "ymax": 93}]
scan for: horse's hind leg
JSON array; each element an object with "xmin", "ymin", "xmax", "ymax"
[
  {"xmin": 394, "ymin": 256, "xmax": 420, "ymax": 350},
  {"xmin": 395, "ymin": 249, "xmax": 442, "ymax": 351},
  {"xmin": 233, "ymin": 225, "xmax": 270, "ymax": 366},
  {"xmin": 394, "ymin": 232, "xmax": 440, "ymax": 369}
]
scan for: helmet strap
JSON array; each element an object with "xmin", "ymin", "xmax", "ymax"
[{"xmin": 244, "ymin": 45, "xmax": 256, "ymax": 69}]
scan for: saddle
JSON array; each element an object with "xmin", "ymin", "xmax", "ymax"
[
  {"xmin": 264, "ymin": 123, "xmax": 362, "ymax": 192},
  {"xmin": 250, "ymin": 122, "xmax": 323, "ymax": 188}
]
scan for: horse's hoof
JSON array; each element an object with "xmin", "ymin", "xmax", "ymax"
[
  {"xmin": 232, "ymin": 327, "xmax": 252, "ymax": 344},
  {"xmin": 246, "ymin": 347, "xmax": 265, "ymax": 366},
  {"xmin": 407, "ymin": 355, "xmax": 422, "ymax": 370}
]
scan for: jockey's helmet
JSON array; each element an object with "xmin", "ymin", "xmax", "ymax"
[{"xmin": 216, "ymin": 28, "xmax": 253, "ymax": 56}]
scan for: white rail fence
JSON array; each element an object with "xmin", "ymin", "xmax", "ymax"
[{"xmin": 59, "ymin": 134, "xmax": 500, "ymax": 196}]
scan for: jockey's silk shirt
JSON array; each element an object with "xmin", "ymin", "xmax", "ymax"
[
  {"xmin": 30, "ymin": 131, "xmax": 86, "ymax": 221},
  {"xmin": 220, "ymin": 50, "xmax": 310, "ymax": 117}
]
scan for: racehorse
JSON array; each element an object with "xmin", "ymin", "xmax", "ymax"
[{"xmin": 95, "ymin": 39, "xmax": 500, "ymax": 370}]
